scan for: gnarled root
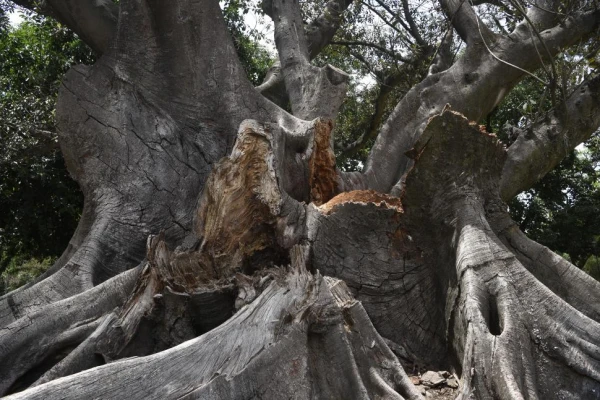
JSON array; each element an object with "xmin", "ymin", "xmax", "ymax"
[
  {"xmin": 403, "ymin": 111, "xmax": 600, "ymax": 399},
  {"xmin": 0, "ymin": 267, "xmax": 140, "ymax": 394},
  {"xmin": 7, "ymin": 258, "xmax": 421, "ymax": 400}
]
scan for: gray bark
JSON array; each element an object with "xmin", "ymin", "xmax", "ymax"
[
  {"xmin": 2, "ymin": 0, "xmax": 600, "ymax": 399},
  {"xmin": 10, "ymin": 0, "xmax": 117, "ymax": 54},
  {"xmin": 265, "ymin": 0, "xmax": 349, "ymax": 120},
  {"xmin": 359, "ymin": 5, "xmax": 600, "ymax": 194},
  {"xmin": 257, "ymin": 0, "xmax": 353, "ymax": 108},
  {"xmin": 500, "ymin": 75, "xmax": 600, "ymax": 200}
]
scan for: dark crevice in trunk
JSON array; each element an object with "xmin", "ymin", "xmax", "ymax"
[
  {"xmin": 93, "ymin": 353, "xmax": 106, "ymax": 366},
  {"xmin": 188, "ymin": 288, "xmax": 236, "ymax": 335},
  {"xmin": 242, "ymin": 246, "xmax": 290, "ymax": 276},
  {"xmin": 486, "ymin": 295, "xmax": 502, "ymax": 336}
]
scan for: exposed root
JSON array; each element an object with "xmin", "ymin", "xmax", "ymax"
[
  {"xmin": 6, "ymin": 263, "xmax": 421, "ymax": 400},
  {"xmin": 0, "ymin": 215, "xmax": 147, "ymax": 328},
  {"xmin": 0, "ymin": 267, "xmax": 140, "ymax": 395},
  {"xmin": 402, "ymin": 110, "xmax": 600, "ymax": 399},
  {"xmin": 494, "ymin": 219, "xmax": 600, "ymax": 322}
]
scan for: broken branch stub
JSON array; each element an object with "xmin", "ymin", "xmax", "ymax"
[
  {"xmin": 194, "ymin": 118, "xmax": 339, "ymax": 277},
  {"xmin": 195, "ymin": 121, "xmax": 285, "ymax": 277}
]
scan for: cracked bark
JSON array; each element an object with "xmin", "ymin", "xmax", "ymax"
[{"xmin": 2, "ymin": 0, "xmax": 600, "ymax": 399}]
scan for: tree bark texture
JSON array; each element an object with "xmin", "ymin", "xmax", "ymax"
[{"xmin": 1, "ymin": 0, "xmax": 600, "ymax": 399}]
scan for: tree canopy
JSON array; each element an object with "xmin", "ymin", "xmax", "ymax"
[{"xmin": 0, "ymin": 11, "xmax": 93, "ymax": 291}]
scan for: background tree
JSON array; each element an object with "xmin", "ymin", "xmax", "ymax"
[
  {"xmin": 0, "ymin": 0, "xmax": 599, "ymax": 399},
  {"xmin": 0, "ymin": 11, "xmax": 93, "ymax": 292}
]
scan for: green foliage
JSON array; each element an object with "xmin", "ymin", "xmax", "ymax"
[
  {"xmin": 0, "ymin": 255, "xmax": 53, "ymax": 294},
  {"xmin": 0, "ymin": 14, "xmax": 94, "ymax": 277},
  {"xmin": 584, "ymin": 255, "xmax": 600, "ymax": 281},
  {"xmin": 221, "ymin": 0, "xmax": 273, "ymax": 85},
  {"xmin": 487, "ymin": 77, "xmax": 552, "ymax": 138},
  {"xmin": 507, "ymin": 143, "xmax": 600, "ymax": 269}
]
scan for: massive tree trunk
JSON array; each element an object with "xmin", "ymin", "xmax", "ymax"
[{"xmin": 1, "ymin": 0, "xmax": 600, "ymax": 398}]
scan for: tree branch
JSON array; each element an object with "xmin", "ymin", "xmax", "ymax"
[
  {"xmin": 265, "ymin": 0, "xmax": 348, "ymax": 120},
  {"xmin": 428, "ymin": 28, "xmax": 454, "ymax": 75},
  {"xmin": 255, "ymin": 61, "xmax": 288, "ymax": 107},
  {"xmin": 11, "ymin": 0, "xmax": 118, "ymax": 55},
  {"xmin": 360, "ymin": 0, "xmax": 413, "ymax": 42},
  {"xmin": 337, "ymin": 72, "xmax": 405, "ymax": 157},
  {"xmin": 305, "ymin": 0, "xmax": 354, "ymax": 59},
  {"xmin": 330, "ymin": 40, "xmax": 412, "ymax": 63},
  {"xmin": 257, "ymin": 0, "xmax": 353, "ymax": 110},
  {"xmin": 524, "ymin": 0, "xmax": 562, "ymax": 31},
  {"xmin": 370, "ymin": 0, "xmax": 417, "ymax": 44},
  {"xmin": 500, "ymin": 75, "xmax": 600, "ymax": 201},
  {"xmin": 400, "ymin": 0, "xmax": 426, "ymax": 47},
  {"xmin": 439, "ymin": 0, "xmax": 495, "ymax": 45},
  {"xmin": 355, "ymin": 6, "xmax": 600, "ymax": 194}
]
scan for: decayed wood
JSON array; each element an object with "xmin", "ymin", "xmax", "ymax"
[
  {"xmin": 3, "ymin": 0, "xmax": 600, "ymax": 397},
  {"xmin": 308, "ymin": 120, "xmax": 339, "ymax": 206},
  {"xmin": 195, "ymin": 121, "xmax": 285, "ymax": 277},
  {"xmin": 7, "ymin": 262, "xmax": 422, "ymax": 400}
]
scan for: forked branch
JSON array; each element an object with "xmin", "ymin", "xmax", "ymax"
[
  {"xmin": 11, "ymin": 0, "xmax": 118, "ymax": 54},
  {"xmin": 500, "ymin": 75, "xmax": 600, "ymax": 200},
  {"xmin": 258, "ymin": 0, "xmax": 351, "ymax": 115},
  {"xmin": 439, "ymin": 0, "xmax": 495, "ymax": 45}
]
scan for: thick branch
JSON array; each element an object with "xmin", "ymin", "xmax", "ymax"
[
  {"xmin": 11, "ymin": 0, "xmax": 118, "ymax": 54},
  {"xmin": 255, "ymin": 62, "xmax": 288, "ymax": 107},
  {"xmin": 258, "ymin": 0, "xmax": 352, "ymax": 111},
  {"xmin": 357, "ymin": 7, "xmax": 600, "ymax": 194},
  {"xmin": 267, "ymin": 0, "xmax": 348, "ymax": 120},
  {"xmin": 439, "ymin": 0, "xmax": 495, "ymax": 45},
  {"xmin": 500, "ymin": 75, "xmax": 600, "ymax": 200},
  {"xmin": 428, "ymin": 28, "xmax": 454, "ymax": 75},
  {"xmin": 524, "ymin": 0, "xmax": 562, "ymax": 31},
  {"xmin": 305, "ymin": 0, "xmax": 354, "ymax": 58}
]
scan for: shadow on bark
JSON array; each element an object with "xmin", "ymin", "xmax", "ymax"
[{"xmin": 2, "ymin": 111, "xmax": 600, "ymax": 399}]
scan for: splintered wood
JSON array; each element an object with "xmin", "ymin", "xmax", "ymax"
[
  {"xmin": 318, "ymin": 189, "xmax": 403, "ymax": 215},
  {"xmin": 195, "ymin": 123, "xmax": 282, "ymax": 278},
  {"xmin": 308, "ymin": 119, "xmax": 338, "ymax": 205}
]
